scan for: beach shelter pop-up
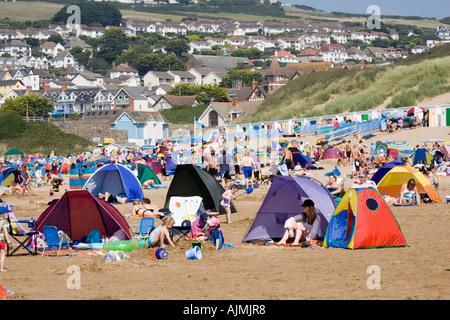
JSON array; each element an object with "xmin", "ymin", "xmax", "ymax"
[
  {"xmin": 83, "ymin": 163, "xmax": 144, "ymax": 202},
  {"xmin": 243, "ymin": 176, "xmax": 337, "ymax": 243},
  {"xmin": 373, "ymin": 163, "xmax": 441, "ymax": 203},
  {"xmin": 164, "ymin": 164, "xmax": 236, "ymax": 214},
  {"xmin": 323, "ymin": 188, "xmax": 407, "ymax": 249},
  {"xmin": 34, "ymin": 190, "xmax": 132, "ymax": 241}
]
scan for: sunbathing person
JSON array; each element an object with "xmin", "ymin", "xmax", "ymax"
[
  {"xmin": 98, "ymin": 192, "xmax": 128, "ymax": 204},
  {"xmin": 132, "ymin": 198, "xmax": 159, "ymax": 217}
]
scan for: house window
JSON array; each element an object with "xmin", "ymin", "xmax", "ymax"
[{"xmin": 209, "ymin": 110, "xmax": 218, "ymax": 127}]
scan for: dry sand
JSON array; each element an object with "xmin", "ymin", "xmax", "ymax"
[{"xmin": 1, "ymin": 127, "xmax": 449, "ymax": 300}]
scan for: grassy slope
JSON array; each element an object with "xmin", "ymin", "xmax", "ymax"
[
  {"xmin": 0, "ymin": 121, "xmax": 95, "ymax": 156},
  {"xmin": 245, "ymin": 44, "xmax": 450, "ymax": 123}
]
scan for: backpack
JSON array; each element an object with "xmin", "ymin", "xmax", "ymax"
[{"xmin": 86, "ymin": 229, "xmax": 101, "ymax": 243}]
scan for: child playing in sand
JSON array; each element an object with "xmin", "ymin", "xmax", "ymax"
[
  {"xmin": 220, "ymin": 184, "xmax": 238, "ymax": 223},
  {"xmin": 0, "ymin": 207, "xmax": 12, "ymax": 272},
  {"xmin": 148, "ymin": 215, "xmax": 175, "ymax": 248},
  {"xmin": 196, "ymin": 216, "xmax": 224, "ymax": 250}
]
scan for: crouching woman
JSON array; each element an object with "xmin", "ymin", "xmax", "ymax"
[{"xmin": 277, "ymin": 199, "xmax": 320, "ymax": 246}]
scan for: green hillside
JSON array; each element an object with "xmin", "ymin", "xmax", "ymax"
[
  {"xmin": 0, "ymin": 113, "xmax": 95, "ymax": 156},
  {"xmin": 245, "ymin": 43, "xmax": 450, "ymax": 123}
]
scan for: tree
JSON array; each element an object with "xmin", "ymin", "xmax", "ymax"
[
  {"xmin": 1, "ymin": 94, "xmax": 54, "ymax": 117},
  {"xmin": 98, "ymin": 28, "xmax": 128, "ymax": 64},
  {"xmin": 157, "ymin": 54, "xmax": 187, "ymax": 71},
  {"xmin": 52, "ymin": 2, "xmax": 122, "ymax": 27},
  {"xmin": 165, "ymin": 39, "xmax": 190, "ymax": 57},
  {"xmin": 220, "ymin": 69, "xmax": 263, "ymax": 88},
  {"xmin": 69, "ymin": 45, "xmax": 91, "ymax": 67},
  {"xmin": 167, "ymin": 84, "xmax": 229, "ymax": 103}
]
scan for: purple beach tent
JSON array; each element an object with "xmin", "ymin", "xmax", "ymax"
[{"xmin": 242, "ymin": 175, "xmax": 337, "ymax": 243}]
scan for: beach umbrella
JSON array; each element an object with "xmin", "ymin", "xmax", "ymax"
[
  {"xmin": 82, "ymin": 155, "xmax": 110, "ymax": 167},
  {"xmin": 386, "ymin": 141, "xmax": 410, "ymax": 151},
  {"xmin": 407, "ymin": 107, "xmax": 426, "ymax": 114}
]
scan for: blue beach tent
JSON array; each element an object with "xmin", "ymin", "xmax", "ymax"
[{"xmin": 83, "ymin": 163, "xmax": 144, "ymax": 202}]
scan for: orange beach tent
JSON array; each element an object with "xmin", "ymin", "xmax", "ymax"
[{"xmin": 375, "ymin": 164, "xmax": 441, "ymax": 203}]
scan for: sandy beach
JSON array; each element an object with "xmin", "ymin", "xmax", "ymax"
[{"xmin": 1, "ymin": 126, "xmax": 449, "ymax": 300}]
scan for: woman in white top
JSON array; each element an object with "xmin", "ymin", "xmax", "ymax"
[
  {"xmin": 398, "ymin": 179, "xmax": 420, "ymax": 205},
  {"xmin": 277, "ymin": 199, "xmax": 320, "ymax": 246}
]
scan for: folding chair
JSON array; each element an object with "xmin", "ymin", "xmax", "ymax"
[
  {"xmin": 133, "ymin": 217, "xmax": 155, "ymax": 244},
  {"xmin": 6, "ymin": 213, "xmax": 38, "ymax": 256},
  {"xmin": 171, "ymin": 220, "xmax": 191, "ymax": 243},
  {"xmin": 41, "ymin": 226, "xmax": 71, "ymax": 256}
]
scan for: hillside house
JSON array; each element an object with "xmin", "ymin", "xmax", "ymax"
[
  {"xmin": 319, "ymin": 44, "xmax": 348, "ymax": 63},
  {"xmin": 108, "ymin": 63, "xmax": 139, "ymax": 79},
  {"xmin": 0, "ymin": 40, "xmax": 31, "ymax": 58},
  {"xmin": 152, "ymin": 95, "xmax": 200, "ymax": 112},
  {"xmin": 9, "ymin": 68, "xmax": 40, "ymax": 91},
  {"xmin": 143, "ymin": 71, "xmax": 175, "ymax": 89},
  {"xmin": 113, "ymin": 86, "xmax": 150, "ymax": 112}
]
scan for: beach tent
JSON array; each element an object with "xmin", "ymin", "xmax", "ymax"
[
  {"xmin": 323, "ymin": 188, "xmax": 407, "ymax": 249},
  {"xmin": 83, "ymin": 163, "xmax": 144, "ymax": 201},
  {"xmin": 243, "ymin": 176, "xmax": 337, "ymax": 243},
  {"xmin": 165, "ymin": 157, "xmax": 177, "ymax": 172},
  {"xmin": 147, "ymin": 159, "xmax": 163, "ymax": 174},
  {"xmin": 137, "ymin": 163, "xmax": 161, "ymax": 185},
  {"xmin": 34, "ymin": 190, "xmax": 132, "ymax": 241},
  {"xmin": 0, "ymin": 167, "xmax": 22, "ymax": 187},
  {"xmin": 374, "ymin": 164, "xmax": 441, "ymax": 203},
  {"xmin": 321, "ymin": 147, "xmax": 342, "ymax": 160},
  {"xmin": 281, "ymin": 147, "xmax": 314, "ymax": 169},
  {"xmin": 5, "ymin": 149, "xmax": 24, "ymax": 160},
  {"xmin": 371, "ymin": 162, "xmax": 405, "ymax": 184},
  {"xmin": 164, "ymin": 164, "xmax": 236, "ymax": 214},
  {"xmin": 409, "ymin": 148, "xmax": 433, "ymax": 165}
]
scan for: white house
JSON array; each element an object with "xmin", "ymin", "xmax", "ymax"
[
  {"xmin": 189, "ymin": 41, "xmax": 212, "ymax": 54},
  {"xmin": 38, "ymin": 41, "xmax": 65, "ymax": 58},
  {"xmin": 167, "ymin": 70, "xmax": 196, "ymax": 86},
  {"xmin": 0, "ymin": 40, "xmax": 31, "ymax": 58},
  {"xmin": 70, "ymin": 72, "xmax": 104, "ymax": 87},
  {"xmin": 331, "ymin": 32, "xmax": 350, "ymax": 44},
  {"xmin": 319, "ymin": 44, "xmax": 348, "ymax": 63},
  {"xmin": 350, "ymin": 31, "xmax": 373, "ymax": 43},
  {"xmin": 272, "ymin": 50, "xmax": 298, "ymax": 64},
  {"xmin": 108, "ymin": 63, "xmax": 139, "ymax": 79},
  {"xmin": 143, "ymin": 71, "xmax": 175, "ymax": 89},
  {"xmin": 436, "ymin": 25, "xmax": 450, "ymax": 40},
  {"xmin": 9, "ymin": 68, "xmax": 40, "ymax": 91},
  {"xmin": 51, "ymin": 50, "xmax": 76, "ymax": 69}
]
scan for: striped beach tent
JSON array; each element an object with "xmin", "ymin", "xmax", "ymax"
[
  {"xmin": 323, "ymin": 188, "xmax": 407, "ymax": 249},
  {"xmin": 375, "ymin": 164, "xmax": 441, "ymax": 203}
]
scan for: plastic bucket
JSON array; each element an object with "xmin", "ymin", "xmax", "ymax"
[
  {"xmin": 103, "ymin": 251, "xmax": 116, "ymax": 263},
  {"xmin": 152, "ymin": 247, "xmax": 168, "ymax": 259},
  {"xmin": 185, "ymin": 246, "xmax": 202, "ymax": 260}
]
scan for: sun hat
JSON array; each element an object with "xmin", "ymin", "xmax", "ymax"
[
  {"xmin": 207, "ymin": 216, "xmax": 220, "ymax": 227},
  {"xmin": 302, "ymin": 199, "xmax": 315, "ymax": 207},
  {"xmin": 0, "ymin": 206, "xmax": 12, "ymax": 216}
]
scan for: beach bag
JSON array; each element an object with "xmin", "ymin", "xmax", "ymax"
[
  {"xmin": 30, "ymin": 232, "xmax": 45, "ymax": 249},
  {"xmin": 86, "ymin": 229, "xmax": 101, "ymax": 243}
]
